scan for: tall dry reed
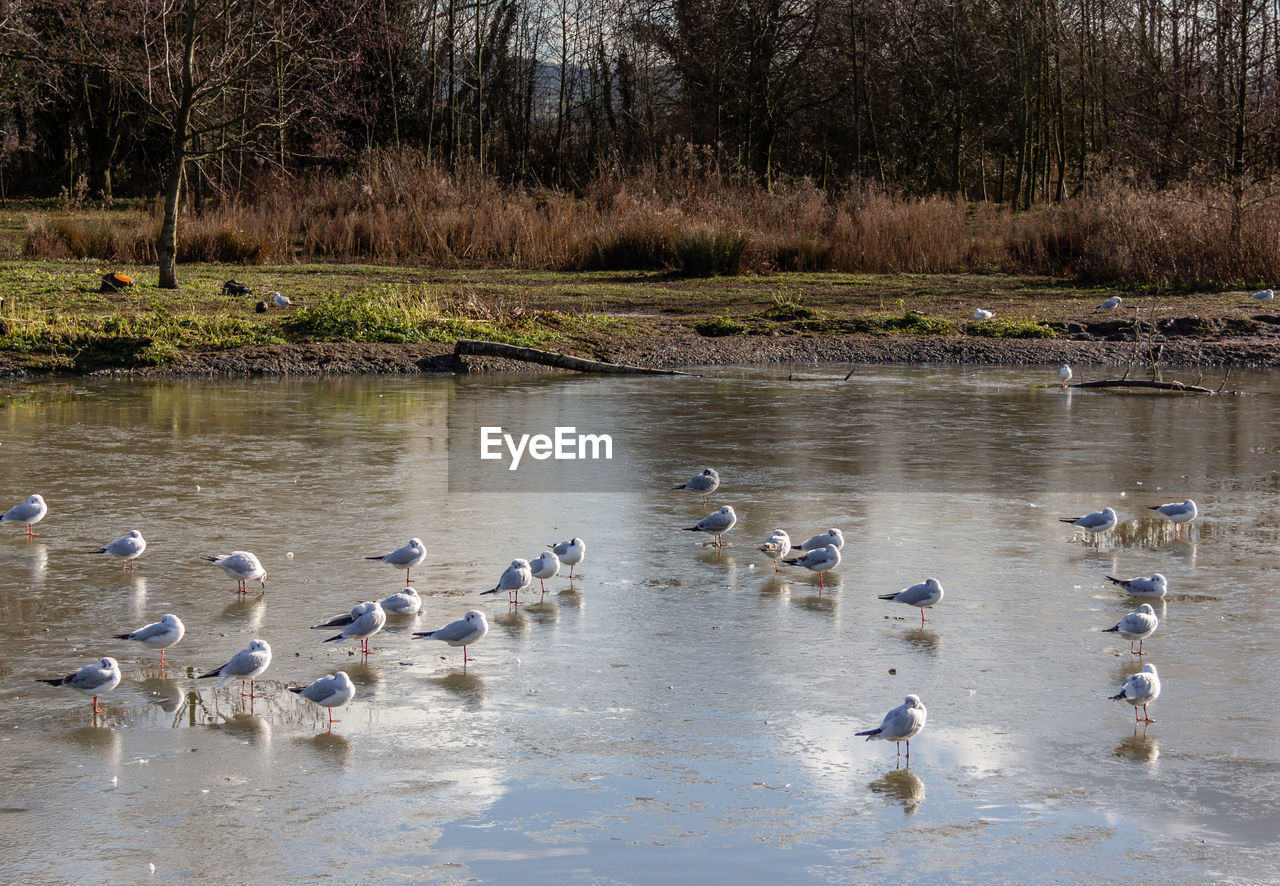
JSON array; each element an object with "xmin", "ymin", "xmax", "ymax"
[{"xmin": 21, "ymin": 149, "xmax": 1280, "ymax": 287}]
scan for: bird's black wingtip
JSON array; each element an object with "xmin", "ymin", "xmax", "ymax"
[
  {"xmin": 1101, "ymin": 626, "xmax": 1119, "ymax": 633},
  {"xmin": 323, "ymin": 634, "xmax": 342, "ymax": 643},
  {"xmin": 854, "ymin": 728, "xmax": 881, "ymax": 740},
  {"xmin": 876, "ymin": 593, "xmax": 897, "ymax": 600},
  {"xmin": 363, "ymin": 556, "xmax": 383, "ymax": 561},
  {"xmin": 36, "ymin": 678, "xmax": 63, "ymax": 686},
  {"xmin": 411, "ymin": 631, "xmax": 432, "ymax": 638},
  {"xmin": 479, "ymin": 587, "xmax": 498, "ymax": 595},
  {"xmin": 112, "ymin": 632, "xmax": 131, "ymax": 640},
  {"xmin": 287, "ymin": 686, "xmax": 303, "ymax": 695},
  {"xmin": 1108, "ymin": 691, "xmax": 1125, "ymax": 701},
  {"xmin": 1057, "ymin": 517, "xmax": 1077, "ymax": 524}
]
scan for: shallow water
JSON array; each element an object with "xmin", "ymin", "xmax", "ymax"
[{"xmin": 1, "ymin": 365, "xmax": 1279, "ymax": 883}]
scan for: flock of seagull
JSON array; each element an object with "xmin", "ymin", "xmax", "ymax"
[
  {"xmin": 669, "ymin": 467, "xmax": 1197, "ymax": 762},
  {"xmin": 970, "ymin": 286, "xmax": 1274, "ymax": 322},
  {"xmin": 13, "ymin": 451, "xmax": 1197, "ymax": 757}
]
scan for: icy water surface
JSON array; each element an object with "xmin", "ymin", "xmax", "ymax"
[{"xmin": 1, "ymin": 366, "xmax": 1279, "ymax": 883}]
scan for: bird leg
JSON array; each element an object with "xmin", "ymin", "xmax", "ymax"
[
  {"xmin": 920, "ymin": 610, "xmax": 927, "ymax": 625},
  {"xmin": 91, "ymin": 695, "xmax": 103, "ymax": 715},
  {"xmin": 25, "ymin": 524, "xmax": 37, "ymax": 537},
  {"xmin": 1140, "ymin": 705, "xmax": 1155, "ymax": 723}
]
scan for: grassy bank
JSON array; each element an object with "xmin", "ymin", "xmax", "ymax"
[{"xmin": 1, "ymin": 259, "xmax": 1271, "ymax": 373}]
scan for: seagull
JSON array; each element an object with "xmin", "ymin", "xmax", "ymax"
[
  {"xmin": 288, "ymin": 671, "xmax": 355, "ymax": 730},
  {"xmin": 1110, "ymin": 663, "xmax": 1161, "ymax": 723},
  {"xmin": 758, "ymin": 530, "xmax": 792, "ymax": 572},
  {"xmin": 414, "ymin": 609, "xmax": 489, "ymax": 667},
  {"xmin": 1105, "ymin": 573, "xmax": 1168, "ymax": 599},
  {"xmin": 93, "ymin": 530, "xmax": 147, "ymax": 569},
  {"xmin": 1103, "ymin": 604, "xmax": 1159, "ymax": 654},
  {"xmin": 271, "ymin": 292, "xmax": 292, "ymax": 308},
  {"xmin": 1097, "ymin": 295, "xmax": 1123, "ymax": 310},
  {"xmin": 113, "ymin": 614, "xmax": 185, "ymax": 664},
  {"xmin": 198, "ymin": 639, "xmax": 272, "ymax": 698},
  {"xmin": 378, "ymin": 587, "xmax": 422, "ymax": 616},
  {"xmin": 973, "ymin": 308, "xmax": 995, "ymax": 320},
  {"xmin": 796, "ymin": 528, "xmax": 844, "ymax": 553},
  {"xmin": 1059, "ymin": 364, "xmax": 1073, "ymax": 387},
  {"xmin": 782, "ymin": 544, "xmax": 841, "ymax": 588},
  {"xmin": 529, "ymin": 551, "xmax": 560, "ymax": 600},
  {"xmin": 1059, "ymin": 507, "xmax": 1118, "ymax": 547},
  {"xmin": 315, "ymin": 601, "xmax": 386, "ymax": 656},
  {"xmin": 2, "ymin": 494, "xmax": 47, "ymax": 537},
  {"xmin": 856, "ymin": 694, "xmax": 927, "ymax": 763},
  {"xmin": 482, "ymin": 559, "xmax": 533, "ymax": 604},
  {"xmin": 683, "ymin": 505, "xmax": 737, "ymax": 547},
  {"xmin": 366, "ymin": 537, "xmax": 427, "ymax": 583},
  {"xmin": 1148, "ymin": 499, "xmax": 1198, "ymax": 535},
  {"xmin": 37, "ymin": 656, "xmax": 121, "ymax": 716},
  {"xmin": 878, "ymin": 578, "xmax": 945, "ymax": 626},
  {"xmin": 1250, "ymin": 288, "xmax": 1274, "ymax": 302},
  {"xmin": 548, "ymin": 537, "xmax": 586, "ymax": 579},
  {"xmin": 674, "ymin": 467, "xmax": 720, "ymax": 503},
  {"xmin": 206, "ymin": 551, "xmax": 266, "ymax": 594}
]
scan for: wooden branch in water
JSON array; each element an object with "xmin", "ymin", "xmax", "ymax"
[
  {"xmin": 454, "ymin": 339, "xmax": 692, "ymax": 376},
  {"xmin": 1070, "ymin": 378, "xmax": 1236, "ymax": 394}
]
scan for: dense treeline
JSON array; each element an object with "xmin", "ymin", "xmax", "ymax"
[{"xmin": 7, "ymin": 0, "xmax": 1280, "ymax": 203}]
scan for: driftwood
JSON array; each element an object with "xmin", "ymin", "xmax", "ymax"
[
  {"xmin": 1070, "ymin": 368, "xmax": 1238, "ymax": 394},
  {"xmin": 454, "ymin": 339, "xmax": 692, "ymax": 376}
]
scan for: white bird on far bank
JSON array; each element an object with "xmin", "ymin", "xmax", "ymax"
[
  {"xmin": 1103, "ymin": 604, "xmax": 1159, "ymax": 654},
  {"xmin": 1097, "ymin": 295, "xmax": 1123, "ymax": 310},
  {"xmin": 271, "ymin": 292, "xmax": 292, "ymax": 308},
  {"xmin": 113, "ymin": 614, "xmax": 185, "ymax": 664},
  {"xmin": 2, "ymin": 494, "xmax": 47, "ymax": 537},
  {"xmin": 93, "ymin": 529, "xmax": 146, "ymax": 569},
  {"xmin": 1110, "ymin": 663, "xmax": 1161, "ymax": 723},
  {"xmin": 1250, "ymin": 288, "xmax": 1274, "ymax": 302},
  {"xmin": 1059, "ymin": 364, "xmax": 1073, "ymax": 387},
  {"xmin": 973, "ymin": 308, "xmax": 995, "ymax": 320}
]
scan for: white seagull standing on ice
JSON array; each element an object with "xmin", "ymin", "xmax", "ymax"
[
  {"xmin": 1059, "ymin": 364, "xmax": 1073, "ymax": 387},
  {"xmin": 674, "ymin": 467, "xmax": 720, "ymax": 503},
  {"xmin": 198, "ymin": 639, "xmax": 272, "ymax": 698},
  {"xmin": 482, "ymin": 559, "xmax": 533, "ymax": 604},
  {"xmin": 682, "ymin": 505, "xmax": 737, "ymax": 547},
  {"xmin": 289, "ymin": 671, "xmax": 355, "ymax": 730},
  {"xmin": 1105, "ymin": 573, "xmax": 1168, "ymax": 599},
  {"xmin": 378, "ymin": 587, "xmax": 422, "ymax": 615},
  {"xmin": 795, "ymin": 528, "xmax": 844, "ymax": 553},
  {"xmin": 414, "ymin": 610, "xmax": 489, "ymax": 668},
  {"xmin": 1148, "ymin": 499, "xmax": 1198, "ymax": 535},
  {"xmin": 1059, "ymin": 507, "xmax": 1118, "ymax": 547},
  {"xmin": 366, "ymin": 537, "xmax": 427, "ymax": 584},
  {"xmin": 1103, "ymin": 604, "xmax": 1159, "ymax": 655},
  {"xmin": 783, "ymin": 544, "xmax": 841, "ymax": 589},
  {"xmin": 207, "ymin": 551, "xmax": 266, "ymax": 594},
  {"xmin": 1110, "ymin": 663, "xmax": 1161, "ymax": 723},
  {"xmin": 38, "ymin": 656, "xmax": 121, "ymax": 717},
  {"xmin": 878, "ymin": 578, "xmax": 945, "ymax": 626},
  {"xmin": 758, "ymin": 530, "xmax": 792, "ymax": 572},
  {"xmin": 2, "ymin": 494, "xmax": 47, "ymax": 537},
  {"xmin": 548, "ymin": 537, "xmax": 586, "ymax": 579},
  {"xmin": 529, "ymin": 551, "xmax": 560, "ymax": 600},
  {"xmin": 93, "ymin": 530, "xmax": 147, "ymax": 569},
  {"xmin": 856, "ymin": 694, "xmax": 927, "ymax": 764},
  {"xmin": 314, "ymin": 601, "xmax": 386, "ymax": 657},
  {"xmin": 114, "ymin": 613, "xmax": 185, "ymax": 664}
]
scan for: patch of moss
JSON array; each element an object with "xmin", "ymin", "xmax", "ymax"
[
  {"xmin": 694, "ymin": 316, "xmax": 749, "ymax": 337},
  {"xmin": 966, "ymin": 318, "xmax": 1057, "ymax": 339}
]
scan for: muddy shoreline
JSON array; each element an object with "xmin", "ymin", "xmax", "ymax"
[{"xmin": 20, "ymin": 328, "xmax": 1269, "ymax": 379}]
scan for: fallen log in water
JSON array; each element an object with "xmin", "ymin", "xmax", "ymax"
[
  {"xmin": 454, "ymin": 339, "xmax": 692, "ymax": 376},
  {"xmin": 1070, "ymin": 377, "xmax": 1238, "ymax": 394}
]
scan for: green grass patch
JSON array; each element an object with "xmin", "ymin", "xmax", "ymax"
[
  {"xmin": 694, "ymin": 315, "xmax": 749, "ymax": 336},
  {"xmin": 868, "ymin": 310, "xmax": 956, "ymax": 335},
  {"xmin": 759, "ymin": 293, "xmax": 819, "ymax": 322},
  {"xmin": 966, "ymin": 318, "xmax": 1057, "ymax": 339}
]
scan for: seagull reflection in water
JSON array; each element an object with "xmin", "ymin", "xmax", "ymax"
[
  {"xmin": 868, "ymin": 768, "xmax": 926, "ymax": 814},
  {"xmin": 898, "ymin": 628, "xmax": 940, "ymax": 655},
  {"xmin": 220, "ymin": 593, "xmax": 267, "ymax": 632},
  {"xmin": 1114, "ymin": 731, "xmax": 1159, "ymax": 764}
]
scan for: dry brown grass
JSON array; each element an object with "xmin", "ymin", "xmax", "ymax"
[{"xmin": 20, "ymin": 150, "xmax": 1280, "ymax": 287}]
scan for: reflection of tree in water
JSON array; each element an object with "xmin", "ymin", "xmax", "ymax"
[
  {"xmin": 1108, "ymin": 517, "xmax": 1204, "ymax": 552},
  {"xmin": 868, "ymin": 768, "xmax": 926, "ymax": 814},
  {"xmin": 138, "ymin": 676, "xmax": 184, "ymax": 713},
  {"xmin": 1114, "ymin": 731, "xmax": 1159, "ymax": 764},
  {"xmin": 494, "ymin": 608, "xmax": 531, "ymax": 638}
]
